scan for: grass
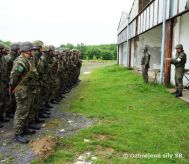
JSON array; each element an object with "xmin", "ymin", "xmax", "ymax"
[{"xmin": 45, "ymin": 65, "xmax": 189, "ymax": 164}]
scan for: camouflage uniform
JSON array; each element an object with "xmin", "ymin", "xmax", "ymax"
[
  {"xmin": 76, "ymin": 50, "xmax": 82, "ymax": 81},
  {"xmin": 171, "ymin": 44, "xmax": 187, "ymax": 97},
  {"xmin": 141, "ymin": 46, "xmax": 150, "ymax": 83},
  {"xmin": 51, "ymin": 50, "xmax": 60, "ymax": 103},
  {"xmin": 28, "ymin": 40, "xmax": 44, "ymax": 124},
  {"xmin": 5, "ymin": 43, "xmax": 20, "ymax": 117},
  {"xmin": 39, "ymin": 45, "xmax": 53, "ymax": 109},
  {"xmin": 11, "ymin": 42, "xmax": 35, "ymax": 138},
  {"xmin": 0, "ymin": 43, "xmax": 9, "ymax": 122}
]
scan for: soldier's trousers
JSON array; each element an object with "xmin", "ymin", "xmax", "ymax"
[
  {"xmin": 41, "ymin": 85, "xmax": 51, "ymax": 106},
  {"xmin": 7, "ymin": 93, "xmax": 17, "ymax": 114},
  {"xmin": 51, "ymin": 78, "xmax": 59, "ymax": 100},
  {"xmin": 0, "ymin": 85, "xmax": 7, "ymax": 118},
  {"xmin": 142, "ymin": 68, "xmax": 149, "ymax": 83},
  {"xmin": 28, "ymin": 90, "xmax": 40, "ymax": 123},
  {"xmin": 175, "ymin": 67, "xmax": 184, "ymax": 93},
  {"xmin": 14, "ymin": 86, "xmax": 32, "ymax": 135}
]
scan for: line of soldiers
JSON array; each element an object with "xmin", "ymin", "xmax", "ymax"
[{"xmin": 0, "ymin": 41, "xmax": 82, "ymax": 144}]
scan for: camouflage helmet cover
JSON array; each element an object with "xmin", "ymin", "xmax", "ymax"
[
  {"xmin": 49, "ymin": 45, "xmax": 55, "ymax": 51},
  {"xmin": 175, "ymin": 44, "xmax": 183, "ymax": 49},
  {"xmin": 10, "ymin": 42, "xmax": 20, "ymax": 51},
  {"xmin": 20, "ymin": 41, "xmax": 34, "ymax": 52},
  {"xmin": 42, "ymin": 45, "xmax": 50, "ymax": 52},
  {"xmin": 32, "ymin": 40, "xmax": 44, "ymax": 49},
  {"xmin": 0, "ymin": 43, "xmax": 5, "ymax": 49}
]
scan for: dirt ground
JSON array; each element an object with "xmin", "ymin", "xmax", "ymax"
[{"xmin": 0, "ymin": 60, "xmax": 114, "ymax": 164}]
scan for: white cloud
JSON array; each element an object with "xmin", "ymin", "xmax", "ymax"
[{"xmin": 0, "ymin": 0, "xmax": 133, "ymax": 46}]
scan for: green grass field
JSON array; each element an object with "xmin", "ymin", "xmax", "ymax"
[{"xmin": 45, "ymin": 65, "xmax": 189, "ymax": 164}]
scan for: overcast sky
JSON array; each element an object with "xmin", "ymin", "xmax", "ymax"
[{"xmin": 0, "ymin": 0, "xmax": 133, "ymax": 46}]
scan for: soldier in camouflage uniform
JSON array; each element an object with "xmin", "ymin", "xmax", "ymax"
[
  {"xmin": 38, "ymin": 45, "xmax": 53, "ymax": 118},
  {"xmin": 11, "ymin": 42, "xmax": 36, "ymax": 144},
  {"xmin": 76, "ymin": 50, "xmax": 82, "ymax": 83},
  {"xmin": 28, "ymin": 40, "xmax": 45, "ymax": 129},
  {"xmin": 50, "ymin": 50, "xmax": 61, "ymax": 104},
  {"xmin": 0, "ymin": 43, "xmax": 10, "ymax": 125},
  {"xmin": 167, "ymin": 44, "xmax": 187, "ymax": 97},
  {"xmin": 141, "ymin": 46, "xmax": 151, "ymax": 83},
  {"xmin": 5, "ymin": 43, "xmax": 20, "ymax": 118}
]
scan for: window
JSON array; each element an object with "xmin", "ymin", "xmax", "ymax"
[
  {"xmin": 138, "ymin": 15, "xmax": 141, "ymax": 34},
  {"xmin": 143, "ymin": 10, "xmax": 146, "ymax": 31},
  {"xmin": 179, "ymin": 0, "xmax": 188, "ymax": 12},
  {"xmin": 158, "ymin": 0, "xmax": 163, "ymax": 23},
  {"xmin": 150, "ymin": 3, "xmax": 154, "ymax": 28},
  {"xmin": 141, "ymin": 12, "xmax": 144, "ymax": 32},
  {"xmin": 154, "ymin": 0, "xmax": 158, "ymax": 25},
  {"xmin": 146, "ymin": 7, "xmax": 150, "ymax": 30},
  {"xmin": 170, "ymin": 0, "xmax": 178, "ymax": 16},
  {"xmin": 166, "ymin": 0, "xmax": 170, "ymax": 19},
  {"xmin": 133, "ymin": 20, "xmax": 136, "ymax": 36}
]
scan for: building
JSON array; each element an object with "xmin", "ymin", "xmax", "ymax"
[{"xmin": 117, "ymin": 0, "xmax": 189, "ymax": 86}]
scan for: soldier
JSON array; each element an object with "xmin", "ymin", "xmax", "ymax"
[
  {"xmin": 28, "ymin": 40, "xmax": 45, "ymax": 129},
  {"xmin": 166, "ymin": 44, "xmax": 187, "ymax": 97},
  {"xmin": 11, "ymin": 42, "xmax": 36, "ymax": 144},
  {"xmin": 5, "ymin": 42, "xmax": 20, "ymax": 118},
  {"xmin": 65, "ymin": 49, "xmax": 72, "ymax": 91},
  {"xmin": 50, "ymin": 50, "xmax": 60, "ymax": 104},
  {"xmin": 76, "ymin": 50, "xmax": 82, "ymax": 83},
  {"xmin": 0, "ymin": 43, "xmax": 10, "ymax": 124},
  {"xmin": 38, "ymin": 45, "xmax": 52, "ymax": 118},
  {"xmin": 141, "ymin": 46, "xmax": 151, "ymax": 83}
]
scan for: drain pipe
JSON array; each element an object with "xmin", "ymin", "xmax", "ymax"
[
  {"xmin": 126, "ymin": 14, "xmax": 130, "ymax": 68},
  {"xmin": 160, "ymin": 0, "xmax": 168, "ymax": 84}
]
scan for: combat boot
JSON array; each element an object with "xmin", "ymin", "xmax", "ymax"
[
  {"xmin": 38, "ymin": 112, "xmax": 50, "ymax": 118},
  {"xmin": 0, "ymin": 117, "xmax": 10, "ymax": 123},
  {"xmin": 6, "ymin": 112, "xmax": 14, "ymax": 118},
  {"xmin": 14, "ymin": 134, "xmax": 29, "ymax": 144},
  {"xmin": 35, "ymin": 118, "xmax": 45, "ymax": 123},
  {"xmin": 172, "ymin": 90, "xmax": 179, "ymax": 94},
  {"xmin": 23, "ymin": 128, "xmax": 36, "ymax": 135},
  {"xmin": 50, "ymin": 99, "xmax": 58, "ymax": 104},
  {"xmin": 175, "ymin": 92, "xmax": 183, "ymax": 97},
  {"xmin": 45, "ymin": 103, "xmax": 53, "ymax": 109},
  {"xmin": 28, "ymin": 122, "xmax": 41, "ymax": 130}
]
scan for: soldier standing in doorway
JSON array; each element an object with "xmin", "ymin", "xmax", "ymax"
[{"xmin": 141, "ymin": 45, "xmax": 151, "ymax": 83}]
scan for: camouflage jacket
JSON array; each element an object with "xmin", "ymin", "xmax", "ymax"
[
  {"xmin": 141, "ymin": 52, "xmax": 150, "ymax": 69},
  {"xmin": 5, "ymin": 51, "xmax": 19, "ymax": 81},
  {"xmin": 0, "ymin": 55, "xmax": 8, "ymax": 93},
  {"xmin": 11, "ymin": 53, "xmax": 36, "ymax": 92},
  {"xmin": 171, "ymin": 52, "xmax": 187, "ymax": 68}
]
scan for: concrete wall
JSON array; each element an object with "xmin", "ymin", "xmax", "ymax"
[
  {"xmin": 132, "ymin": 25, "xmax": 162, "ymax": 70},
  {"xmin": 171, "ymin": 12, "xmax": 189, "ymax": 86}
]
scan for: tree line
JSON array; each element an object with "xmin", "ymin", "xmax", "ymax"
[
  {"xmin": 0, "ymin": 40, "xmax": 117, "ymax": 60},
  {"xmin": 60, "ymin": 43, "xmax": 117, "ymax": 60}
]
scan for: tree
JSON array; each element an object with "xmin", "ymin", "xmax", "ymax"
[{"xmin": 101, "ymin": 50, "xmax": 113, "ymax": 60}]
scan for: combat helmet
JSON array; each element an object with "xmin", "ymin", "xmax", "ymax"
[
  {"xmin": 0, "ymin": 43, "xmax": 5, "ymax": 49},
  {"xmin": 42, "ymin": 45, "xmax": 50, "ymax": 52},
  {"xmin": 32, "ymin": 40, "xmax": 44, "ymax": 49},
  {"xmin": 10, "ymin": 42, "xmax": 20, "ymax": 51},
  {"xmin": 175, "ymin": 44, "xmax": 183, "ymax": 49},
  {"xmin": 20, "ymin": 42, "xmax": 34, "ymax": 52}
]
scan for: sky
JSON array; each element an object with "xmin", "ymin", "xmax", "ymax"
[{"xmin": 0, "ymin": 0, "xmax": 133, "ymax": 46}]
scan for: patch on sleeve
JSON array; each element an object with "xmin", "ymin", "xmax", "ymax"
[{"xmin": 17, "ymin": 65, "xmax": 24, "ymax": 72}]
